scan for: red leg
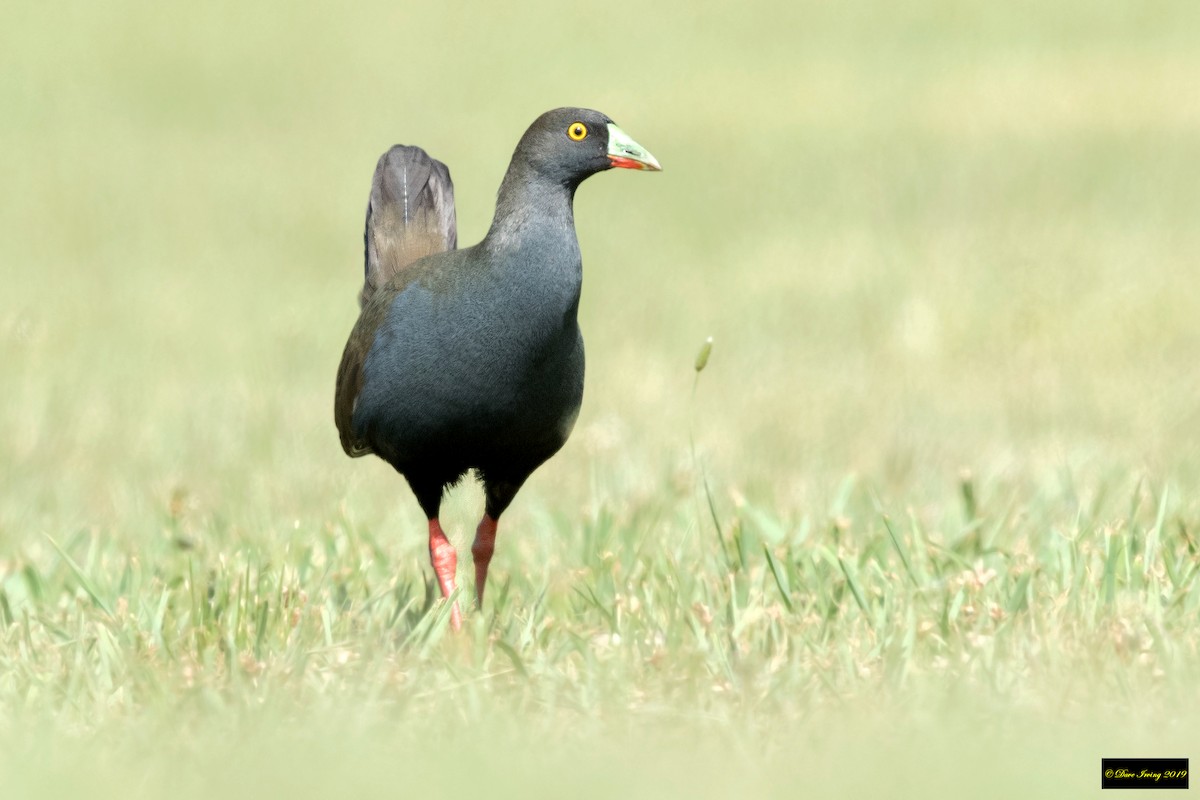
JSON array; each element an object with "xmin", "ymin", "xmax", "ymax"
[
  {"xmin": 471, "ymin": 514, "xmax": 498, "ymax": 608},
  {"xmin": 427, "ymin": 518, "xmax": 462, "ymax": 630}
]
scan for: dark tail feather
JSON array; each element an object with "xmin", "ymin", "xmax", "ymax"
[{"xmin": 360, "ymin": 145, "xmax": 457, "ymax": 307}]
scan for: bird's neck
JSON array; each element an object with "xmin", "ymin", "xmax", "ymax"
[{"xmin": 482, "ymin": 162, "xmax": 580, "ymax": 257}]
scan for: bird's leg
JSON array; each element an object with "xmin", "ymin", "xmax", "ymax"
[
  {"xmin": 427, "ymin": 518, "xmax": 462, "ymax": 630},
  {"xmin": 473, "ymin": 477, "xmax": 523, "ymax": 611},
  {"xmin": 471, "ymin": 514, "xmax": 498, "ymax": 607}
]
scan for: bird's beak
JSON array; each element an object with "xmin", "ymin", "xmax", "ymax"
[{"xmin": 606, "ymin": 124, "xmax": 662, "ymax": 171}]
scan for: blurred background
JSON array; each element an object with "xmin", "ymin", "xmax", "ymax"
[
  {"xmin": 3, "ymin": 0, "xmax": 1199, "ymax": 540},
  {"xmin": 2, "ymin": 2, "xmax": 1199, "ymax": 794}
]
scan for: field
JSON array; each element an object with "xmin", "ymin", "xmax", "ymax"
[{"xmin": 3, "ymin": 1, "xmax": 1199, "ymax": 796}]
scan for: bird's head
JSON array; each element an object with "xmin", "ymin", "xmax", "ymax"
[{"xmin": 514, "ymin": 107, "xmax": 661, "ymax": 188}]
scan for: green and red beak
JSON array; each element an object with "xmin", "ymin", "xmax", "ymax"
[{"xmin": 607, "ymin": 124, "xmax": 662, "ymax": 171}]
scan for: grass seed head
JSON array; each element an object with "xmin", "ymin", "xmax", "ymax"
[{"xmin": 694, "ymin": 336, "xmax": 713, "ymax": 372}]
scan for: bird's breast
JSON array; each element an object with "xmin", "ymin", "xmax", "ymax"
[{"xmin": 353, "ymin": 239, "xmax": 585, "ymax": 464}]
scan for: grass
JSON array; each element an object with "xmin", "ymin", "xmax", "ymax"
[
  {"xmin": 3, "ymin": 0, "xmax": 1200, "ymax": 796},
  {"xmin": 3, "ymin": 467, "xmax": 1198, "ymax": 796}
]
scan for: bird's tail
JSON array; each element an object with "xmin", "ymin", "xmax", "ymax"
[{"xmin": 360, "ymin": 145, "xmax": 457, "ymax": 307}]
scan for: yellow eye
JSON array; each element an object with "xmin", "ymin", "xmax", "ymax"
[{"xmin": 567, "ymin": 122, "xmax": 588, "ymax": 141}]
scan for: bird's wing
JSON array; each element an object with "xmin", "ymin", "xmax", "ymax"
[
  {"xmin": 360, "ymin": 145, "xmax": 457, "ymax": 307},
  {"xmin": 334, "ymin": 294, "xmax": 392, "ymax": 457}
]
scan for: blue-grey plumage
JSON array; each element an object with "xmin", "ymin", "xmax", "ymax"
[
  {"xmin": 353, "ymin": 232, "xmax": 585, "ymax": 495},
  {"xmin": 333, "ymin": 107, "xmax": 660, "ymax": 625}
]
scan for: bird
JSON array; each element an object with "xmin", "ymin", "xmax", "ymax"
[{"xmin": 335, "ymin": 108, "xmax": 660, "ymax": 629}]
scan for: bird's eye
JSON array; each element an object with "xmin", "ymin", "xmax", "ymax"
[{"xmin": 567, "ymin": 122, "xmax": 588, "ymax": 141}]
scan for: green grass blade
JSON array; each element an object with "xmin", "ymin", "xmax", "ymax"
[
  {"xmin": 881, "ymin": 514, "xmax": 919, "ymax": 587},
  {"xmin": 837, "ymin": 556, "xmax": 870, "ymax": 615},
  {"xmin": 763, "ymin": 545, "xmax": 795, "ymax": 612},
  {"xmin": 44, "ymin": 535, "xmax": 115, "ymax": 619}
]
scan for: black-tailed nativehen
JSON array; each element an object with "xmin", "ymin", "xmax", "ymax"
[{"xmin": 335, "ymin": 108, "xmax": 660, "ymax": 628}]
